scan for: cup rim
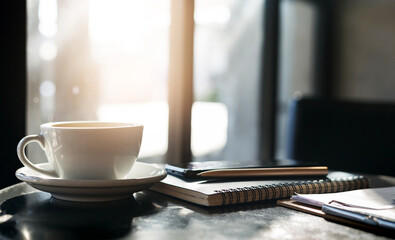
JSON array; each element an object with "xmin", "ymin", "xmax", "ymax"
[{"xmin": 41, "ymin": 121, "xmax": 143, "ymax": 129}]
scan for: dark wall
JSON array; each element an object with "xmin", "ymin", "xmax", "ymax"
[
  {"xmin": 0, "ymin": 1, "xmax": 27, "ymax": 189},
  {"xmin": 331, "ymin": 0, "xmax": 395, "ymax": 102},
  {"xmin": 277, "ymin": 0, "xmax": 395, "ymax": 169}
]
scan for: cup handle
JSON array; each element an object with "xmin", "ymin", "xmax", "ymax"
[{"xmin": 17, "ymin": 134, "xmax": 57, "ymax": 177}]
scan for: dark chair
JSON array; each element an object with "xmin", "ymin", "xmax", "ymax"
[{"xmin": 286, "ymin": 97, "xmax": 395, "ymax": 176}]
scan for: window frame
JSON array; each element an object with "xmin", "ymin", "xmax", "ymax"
[
  {"xmin": 167, "ymin": 0, "xmax": 195, "ymax": 165},
  {"xmin": 167, "ymin": 0, "xmax": 281, "ymax": 165},
  {"xmin": 1, "ymin": 0, "xmax": 27, "ymax": 189}
]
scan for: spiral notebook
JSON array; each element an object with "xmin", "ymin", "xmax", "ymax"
[{"xmin": 150, "ymin": 172, "xmax": 370, "ymax": 207}]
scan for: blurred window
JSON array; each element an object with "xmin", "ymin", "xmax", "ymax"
[
  {"xmin": 27, "ymin": 0, "xmax": 263, "ymax": 163},
  {"xmin": 193, "ymin": 0, "xmax": 263, "ymax": 161}
]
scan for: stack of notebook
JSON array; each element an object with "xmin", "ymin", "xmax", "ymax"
[
  {"xmin": 150, "ymin": 162, "xmax": 370, "ymax": 207},
  {"xmin": 150, "ymin": 161, "xmax": 395, "ymax": 233}
]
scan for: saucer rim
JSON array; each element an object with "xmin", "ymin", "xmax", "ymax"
[{"xmin": 16, "ymin": 162, "xmax": 167, "ymax": 188}]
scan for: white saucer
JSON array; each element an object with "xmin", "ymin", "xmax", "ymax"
[{"xmin": 16, "ymin": 162, "xmax": 166, "ymax": 202}]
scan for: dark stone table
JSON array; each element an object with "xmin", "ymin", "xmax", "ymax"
[{"xmin": 0, "ymin": 174, "xmax": 394, "ymax": 240}]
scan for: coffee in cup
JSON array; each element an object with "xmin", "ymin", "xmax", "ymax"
[{"xmin": 17, "ymin": 121, "xmax": 143, "ymax": 180}]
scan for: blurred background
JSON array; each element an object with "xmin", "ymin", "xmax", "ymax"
[
  {"xmin": 1, "ymin": 0, "xmax": 395, "ymax": 188},
  {"xmin": 26, "ymin": 0, "xmax": 263, "ymax": 164}
]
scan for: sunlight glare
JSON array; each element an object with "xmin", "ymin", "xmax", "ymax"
[
  {"xmin": 97, "ymin": 101, "xmax": 169, "ymax": 158},
  {"xmin": 89, "ymin": 0, "xmax": 170, "ymax": 49},
  {"xmin": 38, "ymin": 0, "xmax": 57, "ymax": 37},
  {"xmin": 39, "ymin": 40, "xmax": 57, "ymax": 61},
  {"xmin": 192, "ymin": 102, "xmax": 228, "ymax": 156},
  {"xmin": 194, "ymin": 6, "xmax": 231, "ymax": 25}
]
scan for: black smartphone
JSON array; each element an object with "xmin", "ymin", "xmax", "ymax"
[{"xmin": 165, "ymin": 160, "xmax": 326, "ymax": 180}]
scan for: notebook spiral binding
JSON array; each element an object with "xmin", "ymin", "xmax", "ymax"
[{"xmin": 214, "ymin": 176, "xmax": 370, "ymax": 206}]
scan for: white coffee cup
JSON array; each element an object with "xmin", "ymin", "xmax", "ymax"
[{"xmin": 17, "ymin": 121, "xmax": 143, "ymax": 180}]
